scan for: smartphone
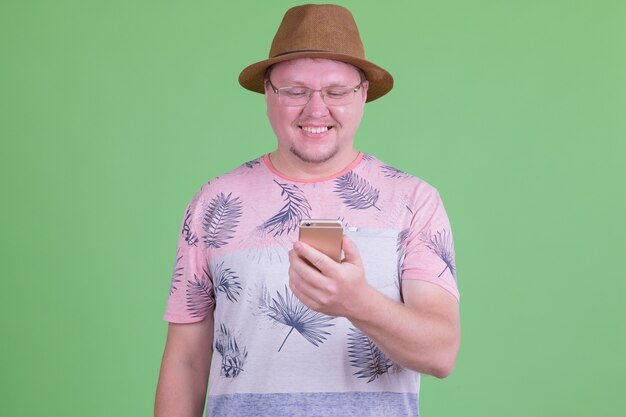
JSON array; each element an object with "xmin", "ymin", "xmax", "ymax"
[{"xmin": 298, "ymin": 219, "xmax": 343, "ymax": 263}]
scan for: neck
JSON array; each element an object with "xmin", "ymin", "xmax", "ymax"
[{"xmin": 268, "ymin": 149, "xmax": 360, "ymax": 181}]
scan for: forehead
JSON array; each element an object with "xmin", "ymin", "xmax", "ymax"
[{"xmin": 269, "ymin": 58, "xmax": 361, "ymax": 84}]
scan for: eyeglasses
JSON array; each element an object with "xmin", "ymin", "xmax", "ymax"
[{"xmin": 266, "ymin": 79, "xmax": 363, "ymax": 106}]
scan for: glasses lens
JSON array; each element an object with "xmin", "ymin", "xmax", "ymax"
[
  {"xmin": 279, "ymin": 87, "xmax": 309, "ymax": 106},
  {"xmin": 277, "ymin": 85, "xmax": 359, "ymax": 106},
  {"xmin": 322, "ymin": 87, "xmax": 355, "ymax": 105}
]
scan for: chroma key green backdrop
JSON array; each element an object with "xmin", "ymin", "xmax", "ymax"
[{"xmin": 1, "ymin": 1, "xmax": 624, "ymax": 416}]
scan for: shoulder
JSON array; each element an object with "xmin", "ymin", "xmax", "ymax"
[
  {"xmin": 360, "ymin": 154, "xmax": 440, "ymax": 196},
  {"xmin": 185, "ymin": 155, "xmax": 266, "ymax": 214},
  {"xmin": 197, "ymin": 155, "xmax": 265, "ymax": 193}
]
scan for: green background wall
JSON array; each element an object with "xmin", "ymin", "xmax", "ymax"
[{"xmin": 1, "ymin": 1, "xmax": 624, "ymax": 416}]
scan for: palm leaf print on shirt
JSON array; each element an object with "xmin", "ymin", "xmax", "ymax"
[
  {"xmin": 396, "ymin": 228, "xmax": 409, "ymax": 289},
  {"xmin": 203, "ymin": 192, "xmax": 243, "ymax": 248},
  {"xmin": 213, "ymin": 262, "xmax": 242, "ymax": 303},
  {"xmin": 259, "ymin": 285, "xmax": 335, "ymax": 352},
  {"xmin": 182, "ymin": 207, "xmax": 198, "ymax": 246},
  {"xmin": 382, "ymin": 165, "xmax": 410, "ymax": 179},
  {"xmin": 169, "ymin": 249, "xmax": 183, "ymax": 295},
  {"xmin": 334, "ymin": 171, "xmax": 381, "ymax": 211},
  {"xmin": 420, "ymin": 229, "xmax": 457, "ymax": 280},
  {"xmin": 261, "ymin": 180, "xmax": 311, "ymax": 236},
  {"xmin": 186, "ymin": 268, "xmax": 214, "ymax": 318},
  {"xmin": 215, "ymin": 324, "xmax": 248, "ymax": 378},
  {"xmin": 347, "ymin": 328, "xmax": 394, "ymax": 382},
  {"xmin": 244, "ymin": 159, "xmax": 261, "ymax": 169}
]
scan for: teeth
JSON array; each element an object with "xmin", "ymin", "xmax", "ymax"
[{"xmin": 301, "ymin": 126, "xmax": 329, "ymax": 134}]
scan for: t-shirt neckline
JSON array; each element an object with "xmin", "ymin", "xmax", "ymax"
[{"xmin": 262, "ymin": 153, "xmax": 364, "ymax": 183}]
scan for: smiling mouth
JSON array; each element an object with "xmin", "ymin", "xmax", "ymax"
[{"xmin": 299, "ymin": 126, "xmax": 333, "ymax": 134}]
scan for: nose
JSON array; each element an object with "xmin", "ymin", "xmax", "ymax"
[{"xmin": 302, "ymin": 90, "xmax": 330, "ymax": 118}]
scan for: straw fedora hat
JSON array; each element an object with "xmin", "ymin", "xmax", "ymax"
[{"xmin": 238, "ymin": 4, "xmax": 393, "ymax": 102}]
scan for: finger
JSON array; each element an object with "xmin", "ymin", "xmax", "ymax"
[
  {"xmin": 293, "ymin": 241, "xmax": 340, "ymax": 275},
  {"xmin": 341, "ymin": 235, "xmax": 363, "ymax": 267},
  {"xmin": 289, "ymin": 252, "xmax": 329, "ymax": 294},
  {"xmin": 288, "ymin": 248, "xmax": 303, "ymax": 266},
  {"xmin": 289, "ymin": 247, "xmax": 319, "ymax": 276},
  {"xmin": 289, "ymin": 277, "xmax": 320, "ymax": 311},
  {"xmin": 288, "ymin": 263, "xmax": 326, "ymax": 310}
]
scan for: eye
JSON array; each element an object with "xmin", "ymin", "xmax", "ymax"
[
  {"xmin": 325, "ymin": 88, "xmax": 351, "ymax": 98},
  {"xmin": 282, "ymin": 87, "xmax": 309, "ymax": 98}
]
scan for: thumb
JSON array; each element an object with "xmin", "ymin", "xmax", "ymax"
[{"xmin": 341, "ymin": 235, "xmax": 363, "ymax": 267}]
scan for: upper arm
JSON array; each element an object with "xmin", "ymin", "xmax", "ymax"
[
  {"xmin": 155, "ymin": 316, "xmax": 214, "ymax": 416},
  {"xmin": 163, "ymin": 315, "xmax": 215, "ymax": 372},
  {"xmin": 402, "ymin": 280, "xmax": 460, "ymax": 345}
]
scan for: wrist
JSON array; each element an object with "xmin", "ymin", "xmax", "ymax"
[{"xmin": 345, "ymin": 282, "xmax": 381, "ymax": 323}]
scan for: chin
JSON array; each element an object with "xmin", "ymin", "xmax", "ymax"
[{"xmin": 290, "ymin": 146, "xmax": 338, "ymax": 165}]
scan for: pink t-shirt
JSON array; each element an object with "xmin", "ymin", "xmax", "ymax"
[{"xmin": 164, "ymin": 153, "xmax": 458, "ymax": 416}]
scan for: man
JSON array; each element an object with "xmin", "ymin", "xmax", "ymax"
[{"xmin": 155, "ymin": 4, "xmax": 460, "ymax": 417}]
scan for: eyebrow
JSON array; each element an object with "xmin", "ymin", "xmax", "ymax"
[{"xmin": 277, "ymin": 79, "xmax": 359, "ymax": 87}]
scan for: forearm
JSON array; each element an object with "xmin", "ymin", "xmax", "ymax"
[
  {"xmin": 347, "ymin": 282, "xmax": 460, "ymax": 378},
  {"xmin": 288, "ymin": 239, "xmax": 460, "ymax": 378},
  {"xmin": 155, "ymin": 351, "xmax": 211, "ymax": 417}
]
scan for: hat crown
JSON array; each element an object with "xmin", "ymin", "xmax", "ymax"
[{"xmin": 269, "ymin": 4, "xmax": 365, "ymax": 60}]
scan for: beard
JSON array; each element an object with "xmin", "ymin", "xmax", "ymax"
[{"xmin": 289, "ymin": 144, "xmax": 339, "ymax": 164}]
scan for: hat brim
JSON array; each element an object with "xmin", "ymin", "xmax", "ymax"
[{"xmin": 238, "ymin": 51, "xmax": 393, "ymax": 102}]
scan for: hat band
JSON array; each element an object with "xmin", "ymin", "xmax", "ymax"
[{"xmin": 271, "ymin": 49, "xmax": 331, "ymax": 58}]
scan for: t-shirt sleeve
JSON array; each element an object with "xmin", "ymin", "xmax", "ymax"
[
  {"xmin": 401, "ymin": 188, "xmax": 459, "ymax": 300},
  {"xmin": 163, "ymin": 188, "xmax": 215, "ymax": 323}
]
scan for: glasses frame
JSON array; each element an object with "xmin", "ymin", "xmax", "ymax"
[{"xmin": 265, "ymin": 79, "xmax": 364, "ymax": 107}]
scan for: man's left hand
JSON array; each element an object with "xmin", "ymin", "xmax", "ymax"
[{"xmin": 288, "ymin": 235, "xmax": 374, "ymax": 318}]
